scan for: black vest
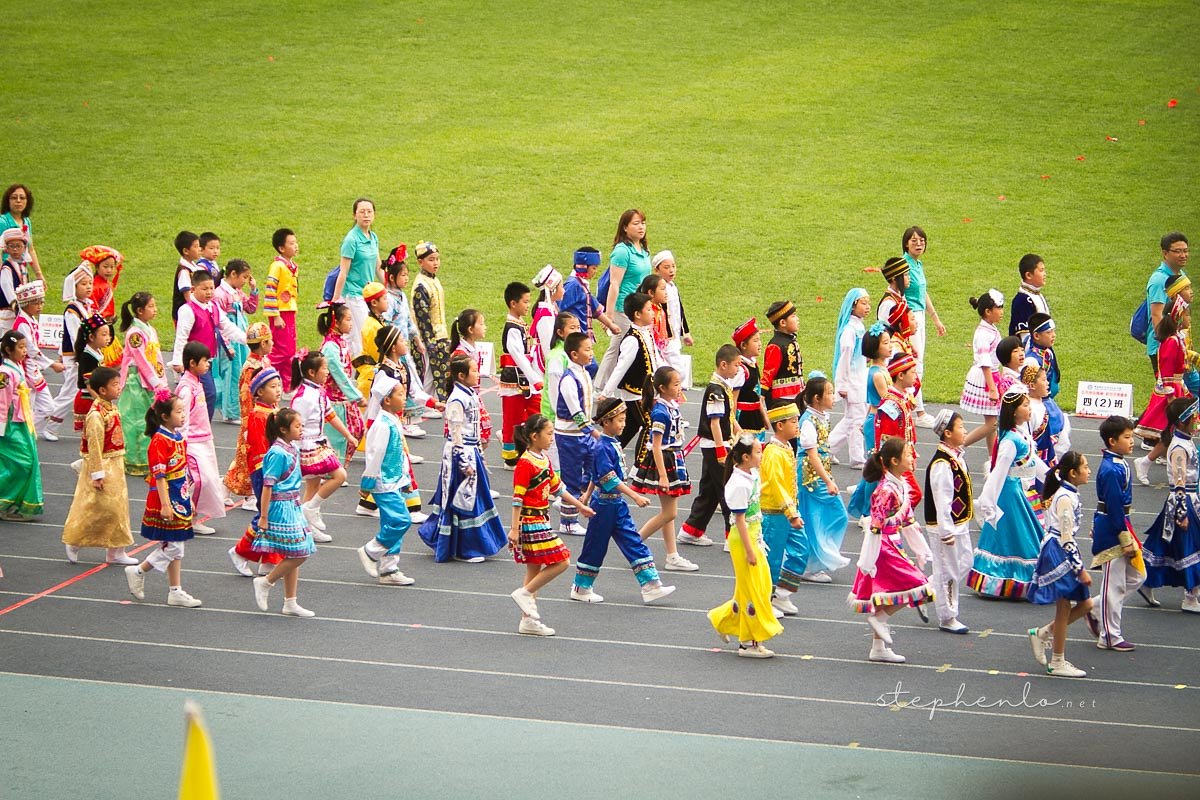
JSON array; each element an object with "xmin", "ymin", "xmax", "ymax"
[
  {"xmin": 924, "ymin": 447, "xmax": 974, "ymax": 525},
  {"xmin": 736, "ymin": 359, "xmax": 765, "ymax": 430},
  {"xmin": 499, "ymin": 320, "xmax": 533, "ymax": 389},
  {"xmin": 697, "ymin": 379, "xmax": 733, "ymax": 442},
  {"xmin": 616, "ymin": 327, "xmax": 655, "ymax": 395},
  {"xmin": 765, "ymin": 330, "xmax": 802, "ymax": 405}
]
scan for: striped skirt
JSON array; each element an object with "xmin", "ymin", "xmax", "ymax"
[{"xmin": 513, "ymin": 508, "xmax": 570, "ymax": 565}]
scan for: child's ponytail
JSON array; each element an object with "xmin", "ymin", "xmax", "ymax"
[
  {"xmin": 120, "ymin": 291, "xmax": 153, "ymax": 333},
  {"xmin": 862, "ymin": 437, "xmax": 905, "ymax": 483},
  {"xmin": 144, "ymin": 391, "xmax": 178, "ymax": 438},
  {"xmin": 513, "ymin": 414, "xmax": 551, "ymax": 458},
  {"xmin": 267, "ymin": 407, "xmax": 301, "ymax": 443},
  {"xmin": 449, "ymin": 308, "xmax": 480, "ymax": 354},
  {"xmin": 1042, "ymin": 450, "xmax": 1084, "ymax": 501},
  {"xmin": 294, "ymin": 351, "xmax": 324, "ymax": 389},
  {"xmin": 643, "ymin": 365, "xmax": 677, "ymax": 417},
  {"xmin": 446, "ymin": 354, "xmax": 472, "ymax": 397},
  {"xmin": 723, "ymin": 434, "xmax": 756, "ymax": 486}
]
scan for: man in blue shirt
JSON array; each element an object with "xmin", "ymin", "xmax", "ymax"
[{"xmin": 1145, "ymin": 232, "xmax": 1190, "ymax": 375}]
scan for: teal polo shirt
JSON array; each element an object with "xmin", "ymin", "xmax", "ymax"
[
  {"xmin": 1145, "ymin": 261, "xmax": 1181, "ymax": 357},
  {"xmin": 611, "ymin": 241, "xmax": 652, "ymax": 314},
  {"xmin": 902, "ymin": 252, "xmax": 927, "ymax": 312},
  {"xmin": 339, "ymin": 226, "xmax": 380, "ymax": 298}
]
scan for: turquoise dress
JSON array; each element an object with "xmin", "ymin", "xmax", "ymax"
[
  {"xmin": 969, "ymin": 430, "xmax": 1044, "ymax": 599},
  {"xmin": 795, "ymin": 409, "xmax": 850, "ymax": 572},
  {"xmin": 848, "ymin": 365, "xmax": 887, "ymax": 518},
  {"xmin": 252, "ymin": 441, "xmax": 316, "ymax": 558}
]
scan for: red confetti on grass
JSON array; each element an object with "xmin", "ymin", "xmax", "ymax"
[
  {"xmin": 1105, "ymin": 136, "xmax": 1119, "ymax": 142},
  {"xmin": 1076, "ymin": 155, "xmax": 1086, "ymax": 161},
  {"xmin": 1139, "ymin": 119, "xmax": 1147, "ymax": 125},
  {"xmin": 1168, "ymin": 98, "xmax": 1178, "ymax": 108},
  {"xmin": 997, "ymin": 195, "xmax": 1006, "ymax": 201},
  {"xmin": 815, "ymin": 296, "xmax": 824, "ymax": 303},
  {"xmin": 267, "ymin": 55, "xmax": 275, "ymax": 62},
  {"xmin": 1040, "ymin": 174, "xmax": 1051, "ymax": 180},
  {"xmin": 862, "ymin": 266, "xmax": 880, "ymax": 273},
  {"xmin": 82, "ymin": 101, "xmax": 89, "ymax": 107},
  {"xmin": 962, "ymin": 217, "xmax": 972, "ymax": 223}
]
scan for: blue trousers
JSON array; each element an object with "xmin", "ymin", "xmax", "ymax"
[
  {"xmin": 200, "ymin": 370, "xmax": 217, "ymax": 421},
  {"xmin": 556, "ymin": 434, "xmax": 591, "ymax": 526},
  {"xmin": 374, "ymin": 490, "xmax": 412, "ymax": 555},
  {"xmin": 762, "ymin": 512, "xmax": 810, "ymax": 588},
  {"xmin": 574, "ymin": 499, "xmax": 660, "ymax": 590}
]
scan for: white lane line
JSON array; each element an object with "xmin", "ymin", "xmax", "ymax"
[
  {"xmin": 0, "ymin": 629, "xmax": 1193, "ymax": 733},
  {"xmin": 0, "ymin": 669, "xmax": 1191, "ymax": 779},
  {"xmin": 0, "ymin": 591, "xmax": 1195, "ymax": 688}
]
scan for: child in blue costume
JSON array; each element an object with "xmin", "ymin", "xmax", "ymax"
[
  {"xmin": 1140, "ymin": 398, "xmax": 1200, "ymax": 613},
  {"xmin": 1091, "ymin": 416, "xmax": 1146, "ymax": 651},
  {"xmin": 356, "ymin": 371, "xmax": 419, "ymax": 587},
  {"xmin": 793, "ymin": 374, "xmax": 850, "ymax": 584},
  {"xmin": 1027, "ymin": 452, "xmax": 1094, "ymax": 677},
  {"xmin": 571, "ymin": 398, "xmax": 675, "ymax": 604},
  {"xmin": 418, "ymin": 355, "xmax": 508, "ymax": 563},
  {"xmin": 251, "ymin": 407, "xmax": 318, "ymax": 617},
  {"xmin": 969, "ymin": 386, "xmax": 1048, "ymax": 599},
  {"xmin": 848, "ymin": 323, "xmax": 893, "ymax": 519}
]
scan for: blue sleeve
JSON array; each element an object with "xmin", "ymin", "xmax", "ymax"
[
  {"xmin": 1147, "ymin": 272, "xmax": 1168, "ymax": 306},
  {"xmin": 261, "ymin": 448, "xmax": 285, "ymax": 486}
]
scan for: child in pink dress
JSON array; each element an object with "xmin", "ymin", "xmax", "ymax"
[
  {"xmin": 850, "ymin": 437, "xmax": 935, "ymax": 664},
  {"xmin": 176, "ymin": 341, "xmax": 226, "ymax": 534}
]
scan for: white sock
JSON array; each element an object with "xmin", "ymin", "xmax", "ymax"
[
  {"xmin": 169, "ymin": 585, "xmax": 181, "ymax": 592},
  {"xmin": 305, "ymin": 495, "xmax": 326, "ymax": 510},
  {"xmin": 1049, "ymin": 652, "xmax": 1065, "ymax": 667}
]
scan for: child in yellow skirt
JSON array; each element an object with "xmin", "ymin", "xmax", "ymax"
[
  {"xmin": 709, "ymin": 434, "xmax": 784, "ymax": 657},
  {"xmin": 62, "ymin": 366, "xmax": 136, "ymax": 564}
]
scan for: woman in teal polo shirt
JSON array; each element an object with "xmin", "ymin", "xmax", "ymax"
[
  {"xmin": 901, "ymin": 225, "xmax": 945, "ymax": 427},
  {"xmin": 332, "ymin": 197, "xmax": 383, "ymax": 359},
  {"xmin": 0, "ymin": 184, "xmax": 43, "ymax": 284},
  {"xmin": 594, "ymin": 208, "xmax": 651, "ymax": 388}
]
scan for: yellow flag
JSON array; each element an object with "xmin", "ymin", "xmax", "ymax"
[{"xmin": 178, "ymin": 701, "xmax": 220, "ymax": 800}]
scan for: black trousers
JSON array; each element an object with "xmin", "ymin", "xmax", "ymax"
[
  {"xmin": 619, "ymin": 400, "xmax": 646, "ymax": 448},
  {"xmin": 682, "ymin": 447, "xmax": 730, "ymax": 537}
]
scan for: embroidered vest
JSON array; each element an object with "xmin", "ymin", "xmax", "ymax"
[
  {"xmin": 799, "ymin": 410, "xmax": 832, "ymax": 490},
  {"xmin": 766, "ymin": 330, "xmax": 802, "ymax": 399},
  {"xmin": 499, "ymin": 319, "xmax": 534, "ymax": 390},
  {"xmin": 186, "ymin": 299, "xmax": 219, "ymax": 356},
  {"xmin": 80, "ymin": 400, "xmax": 125, "ymax": 457},
  {"xmin": 923, "ymin": 446, "xmax": 973, "ymax": 525},
  {"xmin": 697, "ymin": 379, "xmax": 733, "ymax": 442},
  {"xmin": 616, "ymin": 327, "xmax": 656, "ymax": 395},
  {"xmin": 736, "ymin": 357, "xmax": 765, "ymax": 430},
  {"xmin": 413, "ymin": 272, "xmax": 447, "ymax": 340}
]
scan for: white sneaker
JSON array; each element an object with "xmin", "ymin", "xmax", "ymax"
[
  {"xmin": 167, "ymin": 588, "xmax": 202, "ymax": 608},
  {"xmin": 422, "ymin": 408, "xmax": 443, "ymax": 420},
  {"xmin": 559, "ymin": 522, "xmax": 585, "ymax": 537},
  {"xmin": 869, "ymin": 645, "xmax": 906, "ymax": 663},
  {"xmin": 1134, "ymin": 456, "xmax": 1151, "ymax": 487},
  {"xmin": 192, "ymin": 522, "xmax": 216, "ymax": 535},
  {"xmin": 356, "ymin": 546, "xmax": 380, "ymax": 578},
  {"xmin": 939, "ymin": 618, "xmax": 970, "ymax": 634},
  {"xmin": 913, "ymin": 412, "xmax": 937, "ymax": 429},
  {"xmin": 379, "ymin": 571, "xmax": 415, "ymax": 586},
  {"xmin": 1046, "ymin": 659, "xmax": 1087, "ymax": 677},
  {"xmin": 311, "ymin": 529, "xmax": 332, "ymax": 544},
  {"xmin": 228, "ymin": 547, "xmax": 254, "ymax": 577},
  {"xmin": 461, "ymin": 556, "xmax": 485, "ymax": 563},
  {"xmin": 490, "ymin": 490, "xmax": 500, "ymax": 499},
  {"xmin": 355, "ymin": 504, "xmax": 380, "ymax": 518},
  {"xmin": 664, "ymin": 552, "xmax": 699, "ymax": 572},
  {"xmin": 124, "ymin": 565, "xmax": 145, "ymax": 600},
  {"xmin": 829, "ymin": 454, "xmax": 841, "ymax": 465},
  {"xmin": 678, "ymin": 532, "xmax": 714, "ymax": 547},
  {"xmin": 408, "ymin": 453, "xmax": 425, "ymax": 464},
  {"xmin": 1028, "ymin": 626, "xmax": 1051, "ymax": 666},
  {"xmin": 70, "ymin": 458, "xmax": 83, "ymax": 474},
  {"xmin": 302, "ymin": 503, "xmax": 326, "ymax": 531},
  {"xmin": 510, "ymin": 588, "xmax": 540, "ymax": 618},
  {"xmin": 737, "ymin": 643, "xmax": 775, "ymax": 658},
  {"xmin": 1140, "ymin": 439, "xmax": 1154, "ymax": 451},
  {"xmin": 252, "ymin": 576, "xmax": 273, "ymax": 611},
  {"xmin": 282, "ymin": 599, "xmax": 316, "ymax": 617},
  {"xmin": 800, "ymin": 571, "xmax": 832, "ymax": 584},
  {"xmin": 771, "ymin": 605, "xmax": 785, "ymax": 619},
  {"xmin": 772, "ymin": 590, "xmax": 799, "ymax": 615},
  {"xmin": 866, "ymin": 612, "xmax": 894, "ymax": 645},
  {"xmin": 105, "ymin": 550, "xmax": 139, "ymax": 566},
  {"xmin": 641, "ymin": 584, "xmax": 676, "ymax": 604},
  {"xmin": 518, "ymin": 617, "xmax": 555, "ymax": 636},
  {"xmin": 1182, "ymin": 594, "xmax": 1200, "ymax": 614},
  {"xmin": 65, "ymin": 545, "xmax": 80, "ymax": 564},
  {"xmin": 410, "ymin": 510, "xmax": 429, "ymax": 524},
  {"xmin": 241, "ymin": 496, "xmax": 258, "ymax": 512},
  {"xmin": 403, "ymin": 424, "xmax": 427, "ymax": 439},
  {"xmin": 41, "ymin": 429, "xmax": 59, "ymax": 442},
  {"xmin": 722, "ymin": 539, "xmax": 731, "ymax": 552},
  {"xmin": 570, "ymin": 587, "xmax": 604, "ymax": 603}
]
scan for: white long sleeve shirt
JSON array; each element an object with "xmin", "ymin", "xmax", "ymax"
[
  {"xmin": 600, "ymin": 324, "xmax": 661, "ymax": 401},
  {"xmin": 171, "ymin": 300, "xmax": 248, "ymax": 367},
  {"xmin": 927, "ymin": 445, "xmax": 970, "ymax": 540}
]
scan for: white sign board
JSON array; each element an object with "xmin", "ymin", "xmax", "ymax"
[
  {"xmin": 476, "ymin": 341, "xmax": 495, "ymax": 377},
  {"xmin": 38, "ymin": 313, "xmax": 63, "ymax": 352},
  {"xmin": 1075, "ymin": 381, "xmax": 1134, "ymax": 419}
]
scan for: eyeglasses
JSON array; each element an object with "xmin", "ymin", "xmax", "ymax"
[{"xmin": 1168, "ymin": 247, "xmax": 1190, "ymax": 254}]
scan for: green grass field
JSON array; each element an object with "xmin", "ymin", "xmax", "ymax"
[{"xmin": 10, "ymin": 0, "xmax": 1200, "ymax": 407}]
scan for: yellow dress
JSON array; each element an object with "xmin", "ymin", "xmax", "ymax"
[
  {"xmin": 709, "ymin": 468, "xmax": 785, "ymax": 644},
  {"xmin": 61, "ymin": 399, "xmax": 134, "ymax": 548}
]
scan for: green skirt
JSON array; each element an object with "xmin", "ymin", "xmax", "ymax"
[
  {"xmin": 118, "ymin": 380, "xmax": 152, "ymax": 476},
  {"xmin": 0, "ymin": 418, "xmax": 43, "ymax": 517}
]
